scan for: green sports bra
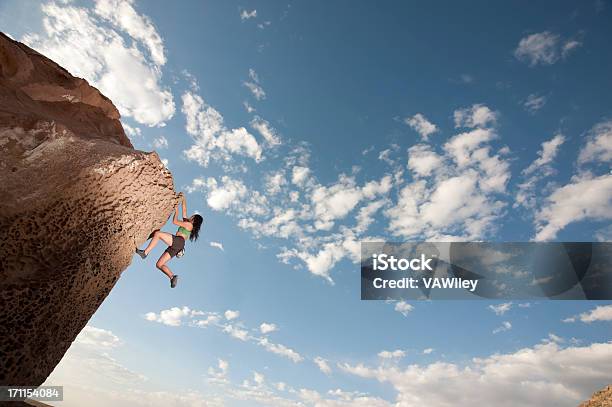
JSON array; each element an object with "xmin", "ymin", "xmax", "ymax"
[{"xmin": 177, "ymin": 226, "xmax": 191, "ymax": 238}]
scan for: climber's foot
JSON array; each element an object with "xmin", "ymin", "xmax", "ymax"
[
  {"xmin": 170, "ymin": 275, "xmax": 179, "ymax": 288},
  {"xmin": 136, "ymin": 249, "xmax": 147, "ymax": 259}
]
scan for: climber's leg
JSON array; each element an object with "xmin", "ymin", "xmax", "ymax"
[
  {"xmin": 142, "ymin": 230, "xmax": 173, "ymax": 256},
  {"xmin": 155, "ymin": 252, "xmax": 174, "ymax": 279}
]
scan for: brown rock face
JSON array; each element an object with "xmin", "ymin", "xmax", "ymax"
[
  {"xmin": 0, "ymin": 33, "xmax": 177, "ymax": 386},
  {"xmin": 580, "ymin": 385, "xmax": 612, "ymax": 407}
]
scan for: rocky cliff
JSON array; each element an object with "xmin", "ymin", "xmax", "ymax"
[
  {"xmin": 580, "ymin": 385, "xmax": 612, "ymax": 407},
  {"xmin": 0, "ymin": 32, "xmax": 177, "ymax": 386}
]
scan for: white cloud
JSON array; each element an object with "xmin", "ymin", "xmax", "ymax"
[
  {"xmin": 266, "ymin": 172, "xmax": 287, "ymax": 195},
  {"xmin": 453, "ymin": 104, "xmax": 498, "ymax": 128},
  {"xmin": 422, "ymin": 348, "xmax": 434, "ymax": 355},
  {"xmin": 122, "ymin": 122, "xmax": 141, "ymax": 139},
  {"xmin": 144, "ymin": 306, "xmax": 202, "ymax": 327},
  {"xmin": 251, "ymin": 116, "xmax": 282, "ymax": 145},
  {"xmin": 405, "ymin": 113, "xmax": 438, "ymax": 141},
  {"xmin": 339, "ymin": 340, "xmax": 612, "ymax": 407},
  {"xmin": 578, "ymin": 120, "xmax": 612, "ymax": 166},
  {"xmin": 240, "ymin": 9, "xmax": 257, "ymax": 20},
  {"xmin": 291, "ymin": 166, "xmax": 311, "ymax": 186},
  {"xmin": 493, "ymin": 321, "xmax": 512, "ymax": 334},
  {"xmin": 407, "ymin": 144, "xmax": 443, "ymax": 177},
  {"xmin": 489, "ymin": 302, "xmax": 512, "ymax": 316},
  {"xmin": 204, "ymin": 177, "xmax": 248, "ymax": 211},
  {"xmin": 210, "ymin": 241, "xmax": 224, "ymax": 251},
  {"xmin": 523, "ymin": 134, "xmax": 565, "ymax": 176},
  {"xmin": 23, "ymin": 1, "xmax": 175, "ymax": 127},
  {"xmin": 244, "ymin": 69, "xmax": 266, "ymax": 100},
  {"xmin": 314, "ymin": 356, "xmax": 332, "ymax": 374},
  {"xmin": 182, "ymin": 92, "xmax": 262, "ymax": 166},
  {"xmin": 94, "ymin": 0, "xmax": 166, "ymax": 66},
  {"xmin": 243, "ymin": 101, "xmax": 256, "ymax": 113},
  {"xmin": 223, "ymin": 324, "xmax": 249, "ymax": 341},
  {"xmin": 225, "ymin": 310, "xmax": 240, "ymax": 320},
  {"xmin": 258, "ymin": 337, "xmax": 303, "ymax": 363},
  {"xmin": 75, "ymin": 325, "xmax": 122, "ymax": 349},
  {"xmin": 516, "ymin": 134, "xmax": 565, "ymax": 209},
  {"xmin": 394, "ymin": 301, "xmax": 413, "ymax": 317},
  {"xmin": 564, "ymin": 305, "xmax": 612, "ymax": 323},
  {"xmin": 533, "ymin": 120, "xmax": 612, "ymax": 239},
  {"xmin": 45, "ymin": 325, "xmax": 222, "ymax": 407},
  {"xmin": 378, "ymin": 350, "xmax": 405, "ymax": 359},
  {"xmin": 388, "ymin": 110, "xmax": 508, "ymax": 241},
  {"xmin": 260, "ymin": 322, "xmax": 278, "ymax": 334},
  {"xmin": 523, "ymin": 93, "xmax": 548, "ymax": 114},
  {"xmin": 534, "ymin": 173, "xmax": 612, "ymax": 240},
  {"xmin": 514, "ymin": 31, "xmax": 582, "ymax": 66},
  {"xmin": 562, "ymin": 40, "xmax": 583, "ymax": 58},
  {"xmin": 244, "ymin": 82, "xmax": 266, "ymax": 100},
  {"xmin": 152, "ymin": 135, "xmax": 168, "ymax": 149}
]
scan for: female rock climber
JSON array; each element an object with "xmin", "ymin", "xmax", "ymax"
[{"xmin": 135, "ymin": 192, "xmax": 203, "ymax": 288}]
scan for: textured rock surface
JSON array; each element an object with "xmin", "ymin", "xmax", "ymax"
[
  {"xmin": 0, "ymin": 32, "xmax": 177, "ymax": 386},
  {"xmin": 579, "ymin": 385, "xmax": 612, "ymax": 407}
]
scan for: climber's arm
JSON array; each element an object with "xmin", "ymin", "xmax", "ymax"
[
  {"xmin": 181, "ymin": 193, "xmax": 187, "ymax": 220},
  {"xmin": 172, "ymin": 206, "xmax": 191, "ymax": 228},
  {"xmin": 172, "ymin": 193, "xmax": 191, "ymax": 227}
]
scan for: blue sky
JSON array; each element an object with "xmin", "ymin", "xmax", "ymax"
[{"xmin": 2, "ymin": 0, "xmax": 612, "ymax": 406}]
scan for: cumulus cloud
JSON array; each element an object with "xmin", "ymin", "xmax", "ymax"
[
  {"xmin": 23, "ymin": 1, "xmax": 175, "ymax": 127},
  {"xmin": 405, "ymin": 113, "xmax": 438, "ymax": 141},
  {"xmin": 94, "ymin": 0, "xmax": 166, "ymax": 66},
  {"xmin": 563, "ymin": 305, "xmax": 612, "ymax": 323},
  {"xmin": 338, "ymin": 340, "xmax": 612, "ymax": 407},
  {"xmin": 145, "ymin": 306, "xmax": 302, "ymax": 363},
  {"xmin": 378, "ymin": 350, "xmax": 406, "ymax": 360},
  {"xmin": 523, "ymin": 134, "xmax": 565, "ymax": 176},
  {"xmin": 44, "ymin": 325, "xmax": 220, "ymax": 407},
  {"xmin": 225, "ymin": 310, "xmax": 240, "ymax": 320},
  {"xmin": 387, "ymin": 105, "xmax": 510, "ymax": 241},
  {"xmin": 453, "ymin": 104, "xmax": 498, "ymax": 129},
  {"xmin": 260, "ymin": 322, "xmax": 278, "ymax": 334},
  {"xmin": 514, "ymin": 31, "xmax": 582, "ymax": 66},
  {"xmin": 516, "ymin": 134, "xmax": 565, "ymax": 209},
  {"xmin": 144, "ymin": 306, "xmax": 203, "ymax": 327},
  {"xmin": 75, "ymin": 325, "xmax": 122, "ymax": 349},
  {"xmin": 258, "ymin": 337, "xmax": 303, "ymax": 362},
  {"xmin": 182, "ymin": 92, "xmax": 262, "ymax": 167},
  {"xmin": 578, "ymin": 120, "xmax": 612, "ymax": 166},
  {"xmin": 394, "ymin": 301, "xmax": 414, "ymax": 317},
  {"xmin": 407, "ymin": 144, "xmax": 443, "ymax": 177},
  {"xmin": 251, "ymin": 116, "xmax": 282, "ymax": 145},
  {"xmin": 534, "ymin": 173, "xmax": 612, "ymax": 241},
  {"xmin": 152, "ymin": 135, "xmax": 168, "ymax": 149},
  {"xmin": 314, "ymin": 356, "xmax": 332, "ymax": 374}
]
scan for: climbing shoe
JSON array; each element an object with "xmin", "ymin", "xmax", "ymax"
[
  {"xmin": 136, "ymin": 249, "xmax": 147, "ymax": 259},
  {"xmin": 170, "ymin": 275, "xmax": 179, "ymax": 288}
]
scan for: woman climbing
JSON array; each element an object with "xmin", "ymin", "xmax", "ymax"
[{"xmin": 135, "ymin": 192, "xmax": 203, "ymax": 288}]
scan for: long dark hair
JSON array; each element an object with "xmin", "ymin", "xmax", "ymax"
[{"xmin": 190, "ymin": 214, "xmax": 203, "ymax": 242}]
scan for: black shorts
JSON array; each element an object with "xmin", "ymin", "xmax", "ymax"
[{"xmin": 165, "ymin": 235, "xmax": 185, "ymax": 258}]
